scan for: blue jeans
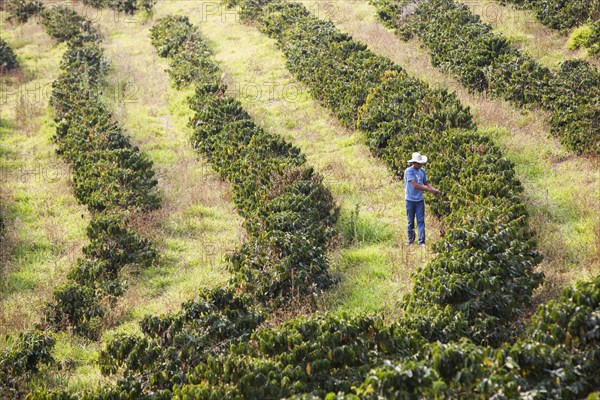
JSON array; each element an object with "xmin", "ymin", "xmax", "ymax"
[{"xmin": 406, "ymin": 200, "xmax": 425, "ymax": 244}]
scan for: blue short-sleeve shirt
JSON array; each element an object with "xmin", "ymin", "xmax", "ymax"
[{"xmin": 404, "ymin": 166, "xmax": 427, "ymax": 201}]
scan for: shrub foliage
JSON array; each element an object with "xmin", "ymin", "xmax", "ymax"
[
  {"xmin": 0, "ymin": 38, "xmax": 19, "ymax": 73},
  {"xmin": 36, "ymin": 6, "xmax": 161, "ymax": 340},
  {"xmin": 372, "ymin": 0, "xmax": 600, "ymax": 155},
  {"xmin": 498, "ymin": 0, "xmax": 600, "ymax": 32}
]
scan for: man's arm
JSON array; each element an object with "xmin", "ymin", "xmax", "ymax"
[{"xmin": 410, "ymin": 180, "xmax": 441, "ymax": 195}]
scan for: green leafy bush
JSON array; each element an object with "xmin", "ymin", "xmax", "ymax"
[
  {"xmin": 45, "ymin": 282, "xmax": 105, "ymax": 340},
  {"xmin": 0, "ymin": 331, "xmax": 55, "ymax": 398},
  {"xmin": 371, "ymin": 0, "xmax": 600, "ymax": 155},
  {"xmin": 40, "ymin": 6, "xmax": 98, "ymax": 43},
  {"xmin": 3, "ymin": 0, "xmax": 43, "ymax": 23},
  {"xmin": 0, "ymin": 38, "xmax": 19, "ymax": 73},
  {"xmin": 499, "ymin": 0, "xmax": 600, "ymax": 32},
  {"xmin": 82, "ymin": 0, "xmax": 157, "ymax": 14}
]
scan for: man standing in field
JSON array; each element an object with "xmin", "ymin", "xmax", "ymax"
[{"xmin": 404, "ymin": 152, "xmax": 441, "ymax": 245}]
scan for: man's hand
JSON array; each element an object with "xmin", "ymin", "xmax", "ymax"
[{"xmin": 423, "ymin": 184, "xmax": 441, "ymax": 196}]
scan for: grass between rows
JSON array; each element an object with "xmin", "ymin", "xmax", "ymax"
[{"xmin": 0, "ymin": 21, "xmax": 89, "ymax": 337}]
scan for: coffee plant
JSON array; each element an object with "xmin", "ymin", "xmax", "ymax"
[
  {"xmin": 0, "ymin": 37, "xmax": 19, "ymax": 73},
  {"xmin": 498, "ymin": 0, "xmax": 600, "ymax": 32},
  {"xmin": 35, "ymin": 7, "xmax": 161, "ymax": 339},
  {"xmin": 3, "ymin": 0, "xmax": 43, "ymax": 23},
  {"xmin": 0, "ymin": 331, "xmax": 55, "ymax": 398},
  {"xmin": 372, "ymin": 0, "xmax": 600, "ymax": 155},
  {"xmin": 82, "ymin": 0, "xmax": 157, "ymax": 14},
  {"xmin": 40, "ymin": 6, "xmax": 98, "ymax": 43}
]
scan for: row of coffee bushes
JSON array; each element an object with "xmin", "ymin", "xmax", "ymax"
[
  {"xmin": 0, "ymin": 332, "xmax": 56, "ymax": 398},
  {"xmin": 26, "ymin": 14, "xmax": 340, "ymax": 398},
  {"xmin": 241, "ymin": 0, "xmax": 542, "ymax": 345},
  {"xmin": 372, "ymin": 0, "xmax": 600, "ymax": 155},
  {"xmin": 349, "ymin": 274, "xmax": 600, "ymax": 398},
  {"xmin": 37, "ymin": 6, "xmax": 161, "ymax": 339},
  {"xmin": 2, "ymin": 0, "xmax": 43, "ymax": 23},
  {"xmin": 498, "ymin": 0, "xmax": 600, "ymax": 32},
  {"xmin": 76, "ymin": 276, "xmax": 596, "ymax": 398}
]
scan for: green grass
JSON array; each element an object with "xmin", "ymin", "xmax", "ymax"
[
  {"xmin": 0, "ymin": 22, "xmax": 89, "ymax": 337},
  {"xmin": 338, "ymin": 204, "xmax": 396, "ymax": 245}
]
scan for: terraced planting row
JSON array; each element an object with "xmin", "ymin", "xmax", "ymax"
[{"xmin": 372, "ymin": 0, "xmax": 600, "ymax": 155}]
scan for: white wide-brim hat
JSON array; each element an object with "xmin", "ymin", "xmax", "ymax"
[{"xmin": 407, "ymin": 152, "xmax": 428, "ymax": 164}]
